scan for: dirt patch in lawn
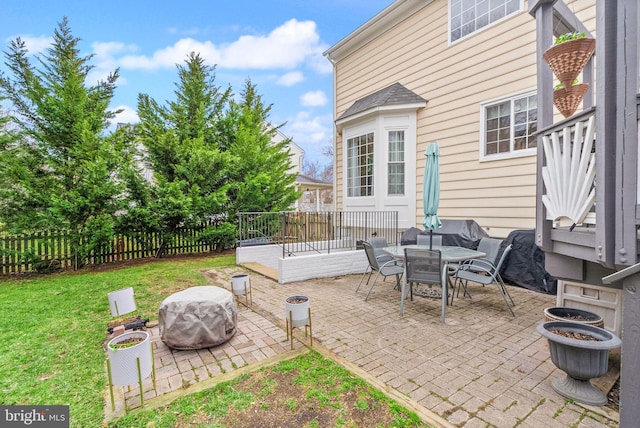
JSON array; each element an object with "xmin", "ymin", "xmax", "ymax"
[
  {"xmin": 153, "ymin": 351, "xmax": 428, "ymax": 428},
  {"xmin": 215, "ymin": 370, "xmax": 405, "ymax": 428}
]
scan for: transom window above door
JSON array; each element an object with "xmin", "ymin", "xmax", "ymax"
[{"xmin": 450, "ymin": 0, "xmax": 521, "ymax": 43}]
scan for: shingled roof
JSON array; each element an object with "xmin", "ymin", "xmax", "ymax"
[{"xmin": 337, "ymin": 82, "xmax": 427, "ymax": 121}]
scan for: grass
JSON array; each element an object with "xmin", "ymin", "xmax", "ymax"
[
  {"xmin": 110, "ymin": 350, "xmax": 429, "ymax": 427},
  {"xmin": 0, "ymin": 255, "xmax": 233, "ymax": 427},
  {"xmin": 0, "ymin": 255, "xmax": 432, "ymax": 427}
]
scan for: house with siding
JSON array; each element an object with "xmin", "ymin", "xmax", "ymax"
[
  {"xmin": 323, "ymin": 0, "xmax": 594, "ymax": 236},
  {"xmin": 323, "ymin": 0, "xmax": 639, "ymax": 422}
]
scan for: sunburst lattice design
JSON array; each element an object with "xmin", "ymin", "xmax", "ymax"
[{"xmin": 541, "ymin": 115, "xmax": 596, "ymax": 226}]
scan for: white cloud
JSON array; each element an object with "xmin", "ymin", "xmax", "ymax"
[
  {"xmin": 119, "ymin": 38, "xmax": 222, "ymax": 70},
  {"xmin": 285, "ymin": 111, "xmax": 333, "ymax": 163},
  {"xmin": 277, "ymin": 71, "xmax": 304, "ymax": 86},
  {"xmin": 219, "ymin": 19, "xmax": 321, "ymax": 69},
  {"xmin": 5, "ymin": 34, "xmax": 52, "ymax": 55},
  {"xmin": 113, "ymin": 19, "xmax": 327, "ymax": 71},
  {"xmin": 300, "ymin": 90, "xmax": 328, "ymax": 107},
  {"xmin": 110, "ymin": 105, "xmax": 139, "ymax": 127},
  {"xmin": 308, "ymin": 51, "xmax": 333, "ymax": 74},
  {"xmin": 87, "ymin": 69, "xmax": 127, "ymax": 87}
]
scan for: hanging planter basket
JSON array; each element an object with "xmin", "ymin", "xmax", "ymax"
[
  {"xmin": 543, "ymin": 37, "xmax": 595, "ymax": 88},
  {"xmin": 553, "ymin": 83, "xmax": 589, "ymax": 118}
]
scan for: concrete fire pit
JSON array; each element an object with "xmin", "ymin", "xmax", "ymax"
[{"xmin": 159, "ymin": 286, "xmax": 238, "ymax": 350}]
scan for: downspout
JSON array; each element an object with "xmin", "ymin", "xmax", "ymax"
[{"xmin": 325, "ymin": 53, "xmax": 338, "ymax": 212}]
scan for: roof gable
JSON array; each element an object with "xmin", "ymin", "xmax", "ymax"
[{"xmin": 338, "ymin": 82, "xmax": 426, "ymax": 120}]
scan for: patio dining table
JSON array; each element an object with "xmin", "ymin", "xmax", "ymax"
[{"xmin": 383, "ymin": 245, "xmax": 486, "ymax": 322}]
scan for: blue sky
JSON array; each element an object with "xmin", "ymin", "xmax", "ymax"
[{"xmin": 0, "ymin": 0, "xmax": 392, "ymax": 166}]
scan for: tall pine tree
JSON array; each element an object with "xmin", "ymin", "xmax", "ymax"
[
  {"xmin": 0, "ymin": 18, "xmax": 130, "ymax": 267},
  {"xmin": 134, "ymin": 52, "xmax": 233, "ymax": 253},
  {"xmin": 225, "ymin": 79, "xmax": 300, "ymax": 217}
]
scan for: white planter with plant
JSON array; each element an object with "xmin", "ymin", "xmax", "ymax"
[
  {"xmin": 231, "ymin": 274, "xmax": 250, "ymax": 296},
  {"xmin": 107, "ymin": 330, "xmax": 152, "ymax": 386},
  {"xmin": 284, "ymin": 295, "xmax": 312, "ymax": 350},
  {"xmin": 285, "ymin": 295, "xmax": 310, "ymax": 327}
]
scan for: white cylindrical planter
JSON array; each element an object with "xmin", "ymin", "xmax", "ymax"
[
  {"xmin": 285, "ymin": 295, "xmax": 310, "ymax": 327},
  {"xmin": 108, "ymin": 287, "xmax": 137, "ymax": 317},
  {"xmin": 231, "ymin": 274, "xmax": 252, "ymax": 306},
  {"xmin": 107, "ymin": 331, "xmax": 152, "ymax": 386},
  {"xmin": 231, "ymin": 274, "xmax": 250, "ymax": 295},
  {"xmin": 285, "ymin": 295, "xmax": 312, "ymax": 350}
]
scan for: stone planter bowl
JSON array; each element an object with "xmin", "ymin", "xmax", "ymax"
[
  {"xmin": 543, "ymin": 306, "xmax": 604, "ymax": 328},
  {"xmin": 537, "ymin": 321, "xmax": 621, "ymax": 405}
]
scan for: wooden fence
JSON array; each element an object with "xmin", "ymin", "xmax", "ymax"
[{"xmin": 0, "ymin": 226, "xmax": 217, "ymax": 275}]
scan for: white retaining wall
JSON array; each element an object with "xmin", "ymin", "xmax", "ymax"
[
  {"xmin": 235, "ymin": 244, "xmax": 283, "ymax": 270},
  {"xmin": 236, "ymin": 245, "xmax": 367, "ymax": 284}
]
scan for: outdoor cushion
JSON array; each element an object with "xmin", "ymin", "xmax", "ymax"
[{"xmin": 159, "ymin": 286, "xmax": 237, "ymax": 350}]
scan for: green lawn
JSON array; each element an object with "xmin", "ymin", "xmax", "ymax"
[
  {"xmin": 0, "ymin": 255, "xmax": 234, "ymax": 427},
  {"xmin": 0, "ymin": 255, "xmax": 431, "ymax": 428}
]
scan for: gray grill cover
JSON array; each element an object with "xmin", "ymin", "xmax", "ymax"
[{"xmin": 159, "ymin": 286, "xmax": 238, "ymax": 350}]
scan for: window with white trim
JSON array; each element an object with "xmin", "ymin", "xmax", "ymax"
[
  {"xmin": 450, "ymin": 0, "xmax": 521, "ymax": 43},
  {"xmin": 482, "ymin": 92, "xmax": 537, "ymax": 157},
  {"xmin": 347, "ymin": 132, "xmax": 374, "ymax": 197},
  {"xmin": 387, "ymin": 130, "xmax": 405, "ymax": 195}
]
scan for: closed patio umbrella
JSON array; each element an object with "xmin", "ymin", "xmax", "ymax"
[{"xmin": 422, "ymin": 142, "xmax": 442, "ymax": 249}]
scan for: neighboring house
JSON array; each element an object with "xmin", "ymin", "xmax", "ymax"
[
  {"xmin": 296, "ymin": 174, "xmax": 333, "ymax": 212},
  {"xmin": 272, "ymin": 128, "xmax": 304, "ymax": 176},
  {"xmin": 324, "ymin": 0, "xmax": 594, "ymax": 236},
  {"xmin": 272, "ymin": 128, "xmax": 334, "ymax": 212}
]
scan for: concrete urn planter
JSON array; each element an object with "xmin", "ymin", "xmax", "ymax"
[
  {"xmin": 537, "ymin": 321, "xmax": 621, "ymax": 405},
  {"xmin": 543, "ymin": 306, "xmax": 604, "ymax": 328}
]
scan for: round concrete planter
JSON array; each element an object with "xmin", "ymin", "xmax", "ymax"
[
  {"xmin": 537, "ymin": 321, "xmax": 621, "ymax": 405},
  {"xmin": 285, "ymin": 295, "xmax": 310, "ymax": 327},
  {"xmin": 543, "ymin": 306, "xmax": 604, "ymax": 328}
]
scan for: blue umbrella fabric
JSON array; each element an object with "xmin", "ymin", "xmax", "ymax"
[{"xmin": 422, "ymin": 142, "xmax": 442, "ymax": 249}]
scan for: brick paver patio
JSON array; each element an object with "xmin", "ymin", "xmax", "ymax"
[{"xmin": 104, "ymin": 265, "xmax": 619, "ymax": 427}]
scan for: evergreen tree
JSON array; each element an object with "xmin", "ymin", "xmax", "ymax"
[
  {"xmin": 0, "ymin": 18, "xmax": 129, "ymax": 266},
  {"xmin": 226, "ymin": 79, "xmax": 300, "ymax": 217},
  {"xmin": 134, "ymin": 52, "xmax": 233, "ymax": 253}
]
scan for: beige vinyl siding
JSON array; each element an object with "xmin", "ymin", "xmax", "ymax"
[
  {"xmin": 334, "ymin": 1, "xmax": 537, "ymax": 236},
  {"xmin": 333, "ymin": 0, "xmax": 596, "ymax": 236}
]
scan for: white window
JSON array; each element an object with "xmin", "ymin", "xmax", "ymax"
[
  {"xmin": 347, "ymin": 132, "xmax": 374, "ymax": 197},
  {"xmin": 339, "ymin": 112, "xmax": 419, "ymax": 230},
  {"xmin": 387, "ymin": 130, "xmax": 405, "ymax": 195},
  {"xmin": 481, "ymin": 92, "xmax": 537, "ymax": 159},
  {"xmin": 450, "ymin": 0, "xmax": 521, "ymax": 43}
]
